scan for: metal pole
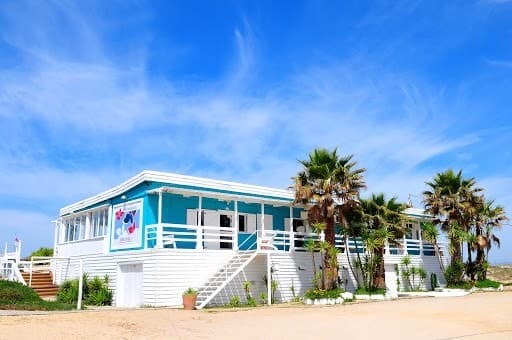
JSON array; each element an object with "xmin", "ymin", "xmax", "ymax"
[
  {"xmin": 267, "ymin": 252, "xmax": 271, "ymax": 306},
  {"xmin": 77, "ymin": 260, "xmax": 83, "ymax": 310}
]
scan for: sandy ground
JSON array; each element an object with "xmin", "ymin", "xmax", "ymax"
[{"xmin": 1, "ymin": 292, "xmax": 511, "ymax": 340}]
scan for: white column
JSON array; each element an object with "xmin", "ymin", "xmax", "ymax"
[
  {"xmin": 385, "ymin": 240, "xmax": 390, "ymax": 255},
  {"xmin": 289, "ymin": 206, "xmax": 294, "ymax": 252},
  {"xmin": 418, "ymin": 225, "xmax": 423, "ymax": 256},
  {"xmin": 158, "ymin": 190, "xmax": 163, "ymax": 224},
  {"xmin": 157, "ymin": 190, "xmax": 163, "ymax": 249},
  {"xmin": 403, "ymin": 235, "xmax": 408, "ymax": 255},
  {"xmin": 233, "ymin": 200, "xmax": 238, "ymax": 251},
  {"xmin": 267, "ymin": 252, "xmax": 271, "ymax": 306},
  {"xmin": 85, "ymin": 213, "xmax": 91, "ymax": 239},
  {"xmin": 104, "ymin": 205, "xmax": 114, "ymax": 254},
  {"xmin": 260, "ymin": 203, "xmax": 265, "ymax": 232},
  {"xmin": 196, "ymin": 196, "xmax": 203, "ymax": 250}
]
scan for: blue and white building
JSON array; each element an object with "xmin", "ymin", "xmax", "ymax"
[{"xmin": 18, "ymin": 170, "xmax": 448, "ymax": 308}]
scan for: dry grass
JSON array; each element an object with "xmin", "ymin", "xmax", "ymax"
[{"xmin": 488, "ymin": 265, "xmax": 512, "ymax": 285}]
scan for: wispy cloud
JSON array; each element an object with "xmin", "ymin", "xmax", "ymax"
[{"xmin": 0, "ymin": 1, "xmax": 507, "ymax": 260}]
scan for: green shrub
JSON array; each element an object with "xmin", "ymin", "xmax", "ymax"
[
  {"xmin": 355, "ymin": 287, "xmax": 386, "ymax": 295},
  {"xmin": 228, "ymin": 296, "xmax": 241, "ymax": 307},
  {"xmin": 259, "ymin": 292, "xmax": 267, "ymax": 304},
  {"xmin": 475, "ymin": 279, "xmax": 501, "ymax": 289},
  {"xmin": 246, "ymin": 297, "xmax": 257, "ymax": 307},
  {"xmin": 57, "ymin": 274, "xmax": 112, "ymax": 306},
  {"xmin": 26, "ymin": 247, "xmax": 53, "ymax": 259},
  {"xmin": 304, "ymin": 287, "xmax": 345, "ymax": 300},
  {"xmin": 430, "ymin": 273, "xmax": 438, "ymax": 291},
  {"xmin": 0, "ymin": 280, "xmax": 73, "ymax": 311},
  {"xmin": 445, "ymin": 261, "xmax": 465, "ymax": 285}
]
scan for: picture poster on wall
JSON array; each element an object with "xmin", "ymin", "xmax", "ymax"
[{"xmin": 111, "ymin": 200, "xmax": 142, "ymax": 250}]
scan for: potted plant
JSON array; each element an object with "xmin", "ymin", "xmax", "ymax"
[{"xmin": 182, "ymin": 288, "xmax": 198, "ymax": 310}]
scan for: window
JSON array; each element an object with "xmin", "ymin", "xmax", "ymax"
[
  {"xmin": 91, "ymin": 208, "xmax": 109, "ymax": 238},
  {"xmin": 406, "ymin": 223, "xmax": 413, "ymax": 239},
  {"xmin": 64, "ymin": 217, "xmax": 81, "ymax": 242},
  {"xmin": 62, "ymin": 207, "xmax": 109, "ymax": 243},
  {"xmin": 238, "ymin": 215, "xmax": 246, "ymax": 232}
]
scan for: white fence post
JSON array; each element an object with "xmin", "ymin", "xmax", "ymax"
[
  {"xmin": 156, "ymin": 224, "xmax": 163, "ymax": 249},
  {"xmin": 77, "ymin": 260, "xmax": 83, "ymax": 310}
]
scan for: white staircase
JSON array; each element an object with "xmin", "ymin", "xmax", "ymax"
[{"xmin": 195, "ymin": 250, "xmax": 259, "ymax": 309}]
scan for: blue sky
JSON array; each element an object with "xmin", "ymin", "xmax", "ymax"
[{"xmin": 0, "ymin": 0, "xmax": 511, "ymax": 263}]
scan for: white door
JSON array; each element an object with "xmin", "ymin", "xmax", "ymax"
[
  {"xmin": 203, "ymin": 210, "xmax": 220, "ymax": 250},
  {"xmin": 116, "ymin": 263, "xmax": 144, "ymax": 308}
]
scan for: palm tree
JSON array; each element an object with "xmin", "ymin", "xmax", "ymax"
[
  {"xmin": 359, "ymin": 193, "xmax": 406, "ymax": 288},
  {"xmin": 475, "ymin": 200, "xmax": 507, "ymax": 279},
  {"xmin": 293, "ymin": 148, "xmax": 366, "ymax": 289},
  {"xmin": 421, "ymin": 222, "xmax": 445, "ymax": 273},
  {"xmin": 423, "ymin": 169, "xmax": 483, "ymax": 267}
]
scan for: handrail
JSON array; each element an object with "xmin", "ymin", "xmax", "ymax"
[{"xmin": 238, "ymin": 230, "xmax": 258, "ymax": 251}]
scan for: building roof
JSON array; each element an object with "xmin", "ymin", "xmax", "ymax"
[
  {"xmin": 402, "ymin": 207, "xmax": 432, "ymax": 219},
  {"xmin": 60, "ymin": 170, "xmax": 295, "ymax": 216}
]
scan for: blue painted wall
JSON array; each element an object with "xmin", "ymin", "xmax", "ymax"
[{"xmin": 65, "ymin": 179, "xmax": 303, "ymax": 252}]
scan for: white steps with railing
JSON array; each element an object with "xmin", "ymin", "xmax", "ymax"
[{"xmin": 195, "ymin": 232, "xmax": 259, "ymax": 309}]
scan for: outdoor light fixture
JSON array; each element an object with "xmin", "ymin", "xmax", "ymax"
[{"xmin": 121, "ymin": 195, "xmax": 127, "ymax": 200}]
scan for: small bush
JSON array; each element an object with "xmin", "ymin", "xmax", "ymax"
[
  {"xmin": 246, "ymin": 297, "xmax": 257, "ymax": 307},
  {"xmin": 228, "ymin": 296, "xmax": 241, "ymax": 307},
  {"xmin": 355, "ymin": 287, "xmax": 386, "ymax": 295},
  {"xmin": 0, "ymin": 280, "xmax": 73, "ymax": 311},
  {"xmin": 445, "ymin": 261, "xmax": 465, "ymax": 285},
  {"xmin": 304, "ymin": 287, "xmax": 345, "ymax": 300},
  {"xmin": 57, "ymin": 274, "xmax": 112, "ymax": 306},
  {"xmin": 475, "ymin": 279, "xmax": 501, "ymax": 289}
]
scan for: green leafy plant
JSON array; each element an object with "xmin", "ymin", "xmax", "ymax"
[
  {"xmin": 354, "ymin": 287, "xmax": 386, "ymax": 295},
  {"xmin": 444, "ymin": 260, "xmax": 465, "ymax": 286},
  {"xmin": 259, "ymin": 292, "xmax": 267, "ymax": 304},
  {"xmin": 475, "ymin": 279, "xmax": 501, "ymax": 289},
  {"xmin": 228, "ymin": 296, "xmax": 241, "ymax": 307},
  {"xmin": 0, "ymin": 280, "xmax": 74, "ymax": 311},
  {"xmin": 430, "ymin": 273, "xmax": 438, "ymax": 291},
  {"xmin": 183, "ymin": 288, "xmax": 198, "ymax": 295},
  {"xmin": 57, "ymin": 273, "xmax": 112, "ymax": 306}
]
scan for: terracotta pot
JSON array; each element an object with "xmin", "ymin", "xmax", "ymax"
[{"xmin": 182, "ymin": 294, "xmax": 197, "ymax": 310}]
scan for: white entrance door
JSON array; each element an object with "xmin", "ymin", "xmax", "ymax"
[
  {"xmin": 116, "ymin": 263, "xmax": 144, "ymax": 307},
  {"xmin": 203, "ymin": 211, "xmax": 220, "ymax": 250}
]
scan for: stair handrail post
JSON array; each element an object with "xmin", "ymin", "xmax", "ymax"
[{"xmin": 29, "ymin": 258, "xmax": 33, "ymax": 287}]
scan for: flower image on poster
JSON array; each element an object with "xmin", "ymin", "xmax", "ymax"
[{"xmin": 111, "ymin": 200, "xmax": 142, "ymax": 250}]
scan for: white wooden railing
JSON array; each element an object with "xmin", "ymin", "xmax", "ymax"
[
  {"xmin": 146, "ymin": 223, "xmax": 235, "ymax": 250},
  {"xmin": 143, "ymin": 223, "xmax": 447, "ymax": 257},
  {"xmin": 0, "ymin": 259, "xmax": 26, "ymax": 284}
]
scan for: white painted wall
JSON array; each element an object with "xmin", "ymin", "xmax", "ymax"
[
  {"xmin": 55, "ymin": 237, "xmax": 105, "ymax": 257},
  {"xmin": 54, "ymin": 248, "xmax": 448, "ymax": 307}
]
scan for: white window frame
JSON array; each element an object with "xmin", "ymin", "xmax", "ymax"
[{"xmin": 61, "ymin": 206, "xmax": 110, "ymax": 243}]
